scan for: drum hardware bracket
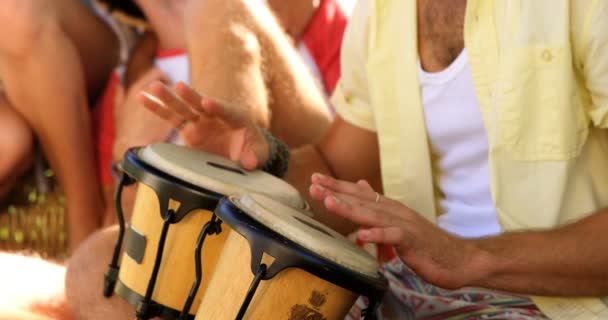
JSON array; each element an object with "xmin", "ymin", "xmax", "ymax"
[
  {"xmin": 136, "ymin": 209, "xmax": 175, "ymax": 320},
  {"xmin": 103, "ymin": 266, "xmax": 120, "ymax": 298},
  {"xmin": 361, "ymin": 298, "xmax": 383, "ymax": 320},
  {"xmin": 179, "ymin": 215, "xmax": 223, "ymax": 320},
  {"xmin": 236, "ymin": 263, "xmax": 268, "ymax": 320},
  {"xmin": 104, "ymin": 173, "xmax": 136, "ymax": 297}
]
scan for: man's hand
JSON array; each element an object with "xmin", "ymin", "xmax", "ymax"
[
  {"xmin": 138, "ymin": 81, "xmax": 270, "ymax": 170},
  {"xmin": 112, "ymin": 68, "xmax": 173, "ymax": 162},
  {"xmin": 309, "ymin": 173, "xmax": 490, "ymax": 290}
]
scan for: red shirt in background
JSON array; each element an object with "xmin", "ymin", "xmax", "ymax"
[{"xmin": 300, "ymin": 0, "xmax": 348, "ymax": 94}]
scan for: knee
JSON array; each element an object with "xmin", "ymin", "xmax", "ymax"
[
  {"xmin": 0, "ymin": 0, "xmax": 58, "ymax": 57},
  {"xmin": 66, "ymin": 225, "xmax": 135, "ymax": 320}
]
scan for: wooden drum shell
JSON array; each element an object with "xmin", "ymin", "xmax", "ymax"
[
  {"xmin": 195, "ymin": 230, "xmax": 358, "ymax": 320},
  {"xmin": 117, "ymin": 183, "xmax": 230, "ymax": 315}
]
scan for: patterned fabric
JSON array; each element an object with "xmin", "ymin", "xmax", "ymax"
[{"xmin": 347, "ymin": 258, "xmax": 548, "ymax": 320}]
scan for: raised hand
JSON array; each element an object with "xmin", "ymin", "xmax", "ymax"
[
  {"xmin": 113, "ymin": 68, "xmax": 173, "ymax": 162},
  {"xmin": 137, "ymin": 81, "xmax": 270, "ymax": 170},
  {"xmin": 309, "ymin": 173, "xmax": 488, "ymax": 290}
]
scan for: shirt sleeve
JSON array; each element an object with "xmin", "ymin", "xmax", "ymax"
[
  {"xmin": 579, "ymin": 0, "xmax": 608, "ymax": 128},
  {"xmin": 330, "ymin": 0, "xmax": 376, "ymax": 132}
]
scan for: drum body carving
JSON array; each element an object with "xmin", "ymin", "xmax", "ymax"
[
  {"xmin": 196, "ymin": 194, "xmax": 388, "ymax": 320},
  {"xmin": 104, "ymin": 143, "xmax": 305, "ymax": 320}
]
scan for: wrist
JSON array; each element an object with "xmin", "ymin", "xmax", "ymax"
[
  {"xmin": 259, "ymin": 128, "xmax": 289, "ymax": 178},
  {"xmin": 464, "ymin": 240, "xmax": 497, "ymax": 287}
]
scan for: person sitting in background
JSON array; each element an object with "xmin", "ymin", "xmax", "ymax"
[
  {"xmin": 0, "ymin": 0, "xmax": 127, "ymax": 251},
  {"xmin": 93, "ymin": 0, "xmax": 188, "ymax": 223}
]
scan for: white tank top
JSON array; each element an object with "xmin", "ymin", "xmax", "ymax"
[{"xmin": 418, "ymin": 49, "xmax": 501, "ymax": 238}]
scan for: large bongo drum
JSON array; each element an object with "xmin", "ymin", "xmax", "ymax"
[
  {"xmin": 103, "ymin": 143, "xmax": 305, "ymax": 320},
  {"xmin": 196, "ymin": 194, "xmax": 388, "ymax": 320}
]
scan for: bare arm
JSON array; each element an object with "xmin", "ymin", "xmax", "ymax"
[
  {"xmin": 311, "ymin": 173, "xmax": 608, "ymax": 296},
  {"xmin": 184, "ymin": 0, "xmax": 332, "ymax": 146},
  {"xmin": 469, "ymin": 209, "xmax": 608, "ymax": 296}
]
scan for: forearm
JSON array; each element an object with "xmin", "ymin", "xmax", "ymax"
[
  {"xmin": 185, "ymin": 0, "xmax": 271, "ymax": 129},
  {"xmin": 469, "ymin": 209, "xmax": 608, "ymax": 296}
]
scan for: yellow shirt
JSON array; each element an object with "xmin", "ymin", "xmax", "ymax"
[{"xmin": 332, "ymin": 0, "xmax": 608, "ymax": 319}]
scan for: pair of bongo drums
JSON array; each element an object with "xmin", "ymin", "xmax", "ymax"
[{"xmin": 104, "ymin": 143, "xmax": 387, "ymax": 320}]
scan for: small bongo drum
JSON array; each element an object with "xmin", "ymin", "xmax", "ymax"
[
  {"xmin": 196, "ymin": 194, "xmax": 388, "ymax": 320},
  {"xmin": 103, "ymin": 143, "xmax": 305, "ymax": 320}
]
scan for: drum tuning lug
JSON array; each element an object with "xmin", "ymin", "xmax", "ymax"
[
  {"xmin": 135, "ymin": 301, "xmax": 151, "ymax": 320},
  {"xmin": 103, "ymin": 266, "xmax": 119, "ymax": 297},
  {"xmin": 210, "ymin": 222, "xmax": 222, "ymax": 235}
]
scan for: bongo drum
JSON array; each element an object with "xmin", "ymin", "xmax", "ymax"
[
  {"xmin": 196, "ymin": 194, "xmax": 388, "ymax": 320},
  {"xmin": 103, "ymin": 143, "xmax": 305, "ymax": 320}
]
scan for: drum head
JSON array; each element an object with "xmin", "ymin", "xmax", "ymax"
[
  {"xmin": 232, "ymin": 193, "xmax": 380, "ymax": 278},
  {"xmin": 138, "ymin": 143, "xmax": 304, "ymax": 209}
]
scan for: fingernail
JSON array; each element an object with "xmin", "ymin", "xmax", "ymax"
[
  {"xmin": 313, "ymin": 184, "xmax": 325, "ymax": 192},
  {"xmin": 313, "ymin": 173, "xmax": 326, "ymax": 180}
]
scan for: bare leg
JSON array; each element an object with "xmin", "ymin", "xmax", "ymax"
[
  {"xmin": 0, "ymin": 93, "xmax": 33, "ymax": 198},
  {"xmin": 185, "ymin": 0, "xmax": 332, "ymax": 147},
  {"xmin": 0, "ymin": 0, "xmax": 119, "ymax": 251},
  {"xmin": 53, "ymin": 0, "xmax": 121, "ymax": 96}
]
